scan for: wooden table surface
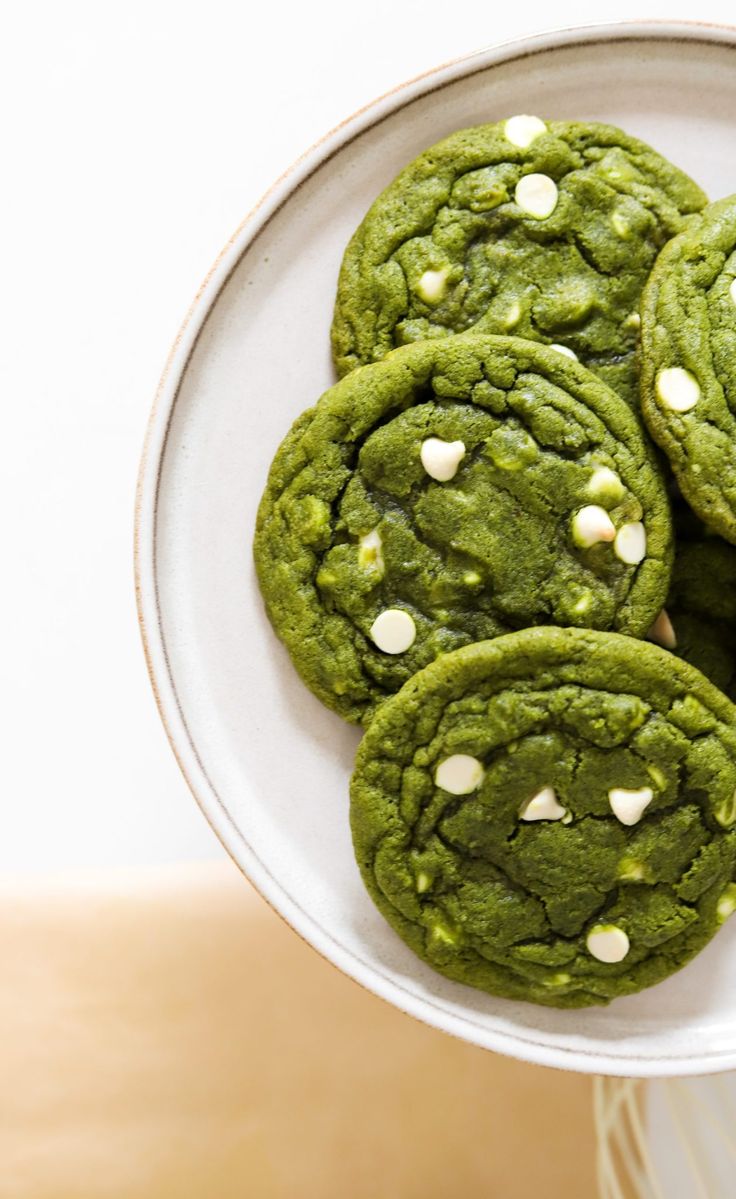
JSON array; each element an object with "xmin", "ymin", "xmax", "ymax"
[{"xmin": 0, "ymin": 862, "xmax": 595, "ymax": 1198}]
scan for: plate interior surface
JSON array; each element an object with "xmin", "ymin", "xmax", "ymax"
[{"xmin": 144, "ymin": 26, "xmax": 736, "ymax": 1075}]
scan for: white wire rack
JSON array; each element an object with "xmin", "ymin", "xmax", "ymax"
[{"xmin": 595, "ymin": 1076, "xmax": 736, "ymax": 1198}]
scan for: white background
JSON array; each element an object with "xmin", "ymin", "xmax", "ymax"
[{"xmin": 6, "ymin": 0, "xmax": 736, "ymax": 874}]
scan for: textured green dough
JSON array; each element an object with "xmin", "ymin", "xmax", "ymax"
[
  {"xmin": 255, "ymin": 335, "xmax": 673, "ymax": 724},
  {"xmin": 350, "ymin": 628, "xmax": 736, "ymax": 1008},
  {"xmin": 332, "ymin": 119, "xmax": 706, "ymax": 404},
  {"xmin": 640, "ymin": 195, "xmax": 736, "ymax": 542},
  {"xmin": 666, "ymin": 533, "xmax": 736, "ymax": 699}
]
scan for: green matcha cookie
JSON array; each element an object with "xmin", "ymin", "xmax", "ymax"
[
  {"xmin": 350, "ymin": 628, "xmax": 736, "ymax": 1008},
  {"xmin": 332, "ymin": 118, "xmax": 706, "ymax": 404},
  {"xmin": 640, "ymin": 195, "xmax": 736, "ymax": 542},
  {"xmin": 650, "ymin": 533, "xmax": 736, "ymax": 700},
  {"xmin": 255, "ymin": 335, "xmax": 672, "ymax": 724}
]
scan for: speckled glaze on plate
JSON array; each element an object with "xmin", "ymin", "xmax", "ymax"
[{"xmin": 136, "ymin": 21, "xmax": 736, "ymax": 1077}]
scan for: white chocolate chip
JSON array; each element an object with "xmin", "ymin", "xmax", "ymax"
[
  {"xmin": 416, "ymin": 269, "xmax": 448, "ymax": 304},
  {"xmin": 430, "ymin": 921, "xmax": 458, "ymax": 945},
  {"xmin": 614, "ymin": 521, "xmax": 646, "ymax": 565},
  {"xmin": 625, "ymin": 312, "xmax": 641, "ymax": 330},
  {"xmin": 730, "ymin": 279, "xmax": 736, "ymax": 305},
  {"xmin": 716, "ymin": 788, "xmax": 736, "ymax": 828},
  {"xmin": 358, "ymin": 528, "xmax": 384, "ymax": 574},
  {"xmin": 515, "ymin": 173, "xmax": 558, "ymax": 219},
  {"xmin": 504, "ymin": 114, "xmax": 547, "ymax": 148},
  {"xmin": 647, "ymin": 764, "xmax": 666, "ymax": 791},
  {"xmin": 572, "ymin": 505, "xmax": 616, "ymax": 548},
  {"xmin": 717, "ymin": 884, "xmax": 736, "ymax": 922},
  {"xmin": 611, "ymin": 210, "xmax": 631, "ymax": 239},
  {"xmin": 420, "ymin": 437, "xmax": 466, "ymax": 482},
  {"xmin": 587, "ymin": 466, "xmax": 624, "ymax": 505},
  {"xmin": 519, "ymin": 786, "xmax": 567, "ymax": 822},
  {"xmin": 571, "ymin": 591, "xmax": 593, "ymax": 617},
  {"xmin": 502, "ymin": 301, "xmax": 522, "ymax": 330},
  {"xmin": 369, "ymin": 609, "xmax": 416, "ymax": 654},
  {"xmin": 656, "ymin": 367, "xmax": 700, "ymax": 412},
  {"xmin": 608, "ymin": 786, "xmax": 654, "ymax": 826},
  {"xmin": 586, "ymin": 925, "xmax": 630, "ymax": 963},
  {"xmin": 544, "ymin": 972, "xmax": 571, "ymax": 987},
  {"xmin": 618, "ymin": 858, "xmax": 646, "ymax": 882},
  {"xmin": 648, "ymin": 608, "xmax": 677, "ymax": 651},
  {"xmin": 435, "ymin": 754, "xmax": 484, "ymax": 795},
  {"xmin": 549, "ymin": 343, "xmax": 578, "ymax": 360}
]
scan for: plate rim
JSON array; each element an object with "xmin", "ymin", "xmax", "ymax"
[{"xmin": 135, "ymin": 18, "xmax": 736, "ymax": 1077}]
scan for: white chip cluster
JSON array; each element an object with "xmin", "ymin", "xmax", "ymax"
[
  {"xmin": 516, "ymin": 777, "xmax": 661, "ymax": 964},
  {"xmin": 570, "ymin": 465, "xmax": 647, "ymax": 564},
  {"xmin": 428, "ymin": 759, "xmax": 658, "ymax": 963},
  {"xmin": 369, "ymin": 433, "xmax": 471, "ymax": 656}
]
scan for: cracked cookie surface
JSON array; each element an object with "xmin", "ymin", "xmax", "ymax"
[
  {"xmin": 331, "ymin": 119, "xmax": 706, "ymax": 405},
  {"xmin": 350, "ymin": 628, "xmax": 736, "ymax": 1007},
  {"xmin": 254, "ymin": 336, "xmax": 672, "ymax": 724},
  {"xmin": 641, "ymin": 195, "xmax": 736, "ymax": 542}
]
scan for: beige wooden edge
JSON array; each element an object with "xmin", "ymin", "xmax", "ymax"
[{"xmin": 0, "ymin": 861, "xmax": 595, "ymax": 1198}]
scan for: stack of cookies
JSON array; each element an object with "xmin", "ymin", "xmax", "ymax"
[{"xmin": 255, "ymin": 117, "xmax": 736, "ymax": 1008}]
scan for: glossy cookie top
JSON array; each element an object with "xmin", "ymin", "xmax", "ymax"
[
  {"xmin": 254, "ymin": 335, "xmax": 672, "ymax": 724},
  {"xmin": 641, "ymin": 195, "xmax": 736, "ymax": 543},
  {"xmin": 350, "ymin": 628, "xmax": 736, "ymax": 1007},
  {"xmin": 332, "ymin": 118, "xmax": 706, "ymax": 404}
]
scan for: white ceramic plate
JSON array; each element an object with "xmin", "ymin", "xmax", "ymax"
[{"xmin": 136, "ymin": 21, "xmax": 736, "ymax": 1077}]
